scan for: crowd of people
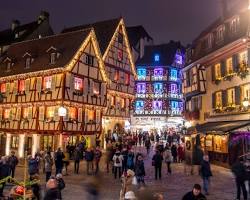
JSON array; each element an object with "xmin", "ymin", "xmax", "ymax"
[{"xmin": 0, "ymin": 131, "xmax": 214, "ymax": 200}]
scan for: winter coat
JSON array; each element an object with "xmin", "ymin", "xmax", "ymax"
[
  {"xmin": 28, "ymin": 158, "xmax": 39, "ymax": 175},
  {"xmin": 74, "ymin": 150, "xmax": 81, "ymax": 162},
  {"xmin": 152, "ymin": 153, "xmax": 163, "ymax": 167},
  {"xmin": 164, "ymin": 150, "xmax": 173, "ymax": 163},
  {"xmin": 200, "ymin": 160, "xmax": 212, "ymax": 178},
  {"xmin": 232, "ymin": 161, "xmax": 246, "ymax": 182},
  {"xmin": 57, "ymin": 178, "xmax": 65, "ymax": 191},
  {"xmin": 8, "ymin": 155, "xmax": 18, "ymax": 168},
  {"xmin": 113, "ymin": 154, "xmax": 123, "ymax": 167},
  {"xmin": 182, "ymin": 191, "xmax": 206, "ymax": 200},
  {"xmin": 171, "ymin": 145, "xmax": 177, "ymax": 157},
  {"xmin": 94, "ymin": 150, "xmax": 102, "ymax": 162},
  {"xmin": 126, "ymin": 153, "xmax": 135, "ymax": 169},
  {"xmin": 45, "ymin": 154, "xmax": 53, "ymax": 173},
  {"xmin": 0, "ymin": 163, "xmax": 11, "ymax": 178},
  {"xmin": 135, "ymin": 160, "xmax": 145, "ymax": 176},
  {"xmin": 44, "ymin": 188, "xmax": 62, "ymax": 200},
  {"xmin": 85, "ymin": 151, "xmax": 94, "ymax": 162},
  {"xmin": 178, "ymin": 146, "xmax": 185, "ymax": 160},
  {"xmin": 54, "ymin": 151, "xmax": 65, "ymax": 168}
]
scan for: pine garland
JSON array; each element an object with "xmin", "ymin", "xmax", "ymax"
[{"xmin": 0, "ymin": 176, "xmax": 39, "ymax": 187}]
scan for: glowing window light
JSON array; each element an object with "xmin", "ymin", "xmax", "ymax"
[
  {"xmin": 74, "ymin": 77, "xmax": 83, "ymax": 91},
  {"xmin": 4, "ymin": 109, "xmax": 10, "ymax": 119},
  {"xmin": 69, "ymin": 107, "xmax": 77, "ymax": 119},
  {"xmin": 88, "ymin": 110, "xmax": 94, "ymax": 121},
  {"xmin": 19, "ymin": 80, "xmax": 25, "ymax": 92},
  {"xmin": 44, "ymin": 76, "xmax": 52, "ymax": 89},
  {"xmin": 136, "ymin": 101, "xmax": 144, "ymax": 110},
  {"xmin": 47, "ymin": 107, "xmax": 55, "ymax": 118},
  {"xmin": 170, "ymin": 84, "xmax": 178, "ymax": 94},
  {"xmin": 154, "ymin": 54, "xmax": 160, "ymax": 62},
  {"xmin": 0, "ymin": 83, "xmax": 6, "ymax": 93},
  {"xmin": 137, "ymin": 68, "xmax": 146, "ymax": 80},
  {"xmin": 154, "ymin": 83, "xmax": 163, "ymax": 94},
  {"xmin": 23, "ymin": 107, "xmax": 29, "ymax": 118},
  {"xmin": 137, "ymin": 83, "xmax": 146, "ymax": 94},
  {"xmin": 152, "ymin": 100, "xmax": 162, "ymax": 110},
  {"xmin": 170, "ymin": 69, "xmax": 178, "ymax": 81}
]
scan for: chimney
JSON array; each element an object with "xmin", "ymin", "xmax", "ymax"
[
  {"xmin": 221, "ymin": 0, "xmax": 228, "ymax": 19},
  {"xmin": 38, "ymin": 11, "xmax": 49, "ymax": 24},
  {"xmin": 11, "ymin": 20, "xmax": 20, "ymax": 31}
]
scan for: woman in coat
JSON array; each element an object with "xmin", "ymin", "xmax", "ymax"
[
  {"xmin": 200, "ymin": 155, "xmax": 212, "ymax": 195},
  {"xmin": 44, "ymin": 152, "xmax": 53, "ymax": 182},
  {"xmin": 134, "ymin": 154, "xmax": 145, "ymax": 186}
]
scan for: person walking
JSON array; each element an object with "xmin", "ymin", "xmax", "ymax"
[
  {"xmin": 232, "ymin": 157, "xmax": 247, "ymax": 200},
  {"xmin": 8, "ymin": 151, "xmax": 18, "ymax": 178},
  {"xmin": 127, "ymin": 150, "xmax": 135, "ymax": 170},
  {"xmin": 73, "ymin": 147, "xmax": 81, "ymax": 174},
  {"xmin": 134, "ymin": 154, "xmax": 145, "ymax": 186},
  {"xmin": 182, "ymin": 184, "xmax": 206, "ymax": 200},
  {"xmin": 171, "ymin": 144, "xmax": 178, "ymax": 163},
  {"xmin": 113, "ymin": 150, "xmax": 123, "ymax": 179},
  {"xmin": 63, "ymin": 149, "xmax": 70, "ymax": 175},
  {"xmin": 178, "ymin": 144, "xmax": 185, "ymax": 163},
  {"xmin": 28, "ymin": 156, "xmax": 39, "ymax": 177},
  {"xmin": 145, "ymin": 139, "xmax": 151, "ymax": 155},
  {"xmin": 94, "ymin": 146, "xmax": 102, "ymax": 174},
  {"xmin": 164, "ymin": 146, "xmax": 173, "ymax": 175},
  {"xmin": 0, "ymin": 157, "xmax": 11, "ymax": 198},
  {"xmin": 122, "ymin": 147, "xmax": 128, "ymax": 173},
  {"xmin": 44, "ymin": 151, "xmax": 53, "ymax": 182},
  {"xmin": 85, "ymin": 147, "xmax": 94, "ymax": 175},
  {"xmin": 152, "ymin": 150, "xmax": 163, "ymax": 180},
  {"xmin": 54, "ymin": 148, "xmax": 65, "ymax": 175},
  {"xmin": 200, "ymin": 155, "xmax": 212, "ymax": 195}
]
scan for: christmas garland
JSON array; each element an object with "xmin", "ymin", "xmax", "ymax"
[{"xmin": 0, "ymin": 176, "xmax": 40, "ymax": 187}]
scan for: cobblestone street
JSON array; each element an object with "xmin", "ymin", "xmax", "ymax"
[{"xmin": 8, "ymin": 147, "xmax": 236, "ymax": 200}]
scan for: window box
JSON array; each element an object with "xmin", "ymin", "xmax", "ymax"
[
  {"xmin": 214, "ymin": 78, "xmax": 222, "ymax": 85},
  {"xmin": 223, "ymin": 73, "xmax": 235, "ymax": 81},
  {"xmin": 225, "ymin": 104, "xmax": 236, "ymax": 112},
  {"xmin": 214, "ymin": 106, "xmax": 223, "ymax": 113},
  {"xmin": 237, "ymin": 65, "xmax": 249, "ymax": 79}
]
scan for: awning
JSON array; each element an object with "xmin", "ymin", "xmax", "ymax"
[{"xmin": 196, "ymin": 120, "xmax": 250, "ymax": 133}]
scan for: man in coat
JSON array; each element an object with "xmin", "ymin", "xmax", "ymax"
[
  {"xmin": 0, "ymin": 157, "xmax": 11, "ymax": 197},
  {"xmin": 8, "ymin": 151, "xmax": 18, "ymax": 178},
  {"xmin": 54, "ymin": 148, "xmax": 65, "ymax": 175}
]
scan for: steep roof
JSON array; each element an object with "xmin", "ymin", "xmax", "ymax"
[
  {"xmin": 0, "ymin": 29, "xmax": 92, "ymax": 78},
  {"xmin": 62, "ymin": 18, "xmax": 121, "ymax": 54},
  {"xmin": 126, "ymin": 26, "xmax": 153, "ymax": 49},
  {"xmin": 136, "ymin": 41, "xmax": 185, "ymax": 66}
]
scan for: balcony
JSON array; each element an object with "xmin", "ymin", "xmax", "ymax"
[{"xmin": 152, "ymin": 76, "xmax": 163, "ymax": 81}]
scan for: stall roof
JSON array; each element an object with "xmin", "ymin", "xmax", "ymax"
[{"xmin": 196, "ymin": 120, "xmax": 250, "ymax": 133}]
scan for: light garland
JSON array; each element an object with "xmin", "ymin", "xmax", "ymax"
[{"xmin": 108, "ymin": 90, "xmax": 134, "ymax": 99}]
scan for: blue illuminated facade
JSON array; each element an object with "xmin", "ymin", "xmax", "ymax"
[{"xmin": 132, "ymin": 42, "xmax": 185, "ymax": 130}]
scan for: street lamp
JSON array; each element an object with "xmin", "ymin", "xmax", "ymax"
[
  {"xmin": 58, "ymin": 106, "xmax": 67, "ymax": 149},
  {"xmin": 58, "ymin": 106, "xmax": 67, "ymax": 117},
  {"xmin": 243, "ymin": 98, "xmax": 249, "ymax": 109}
]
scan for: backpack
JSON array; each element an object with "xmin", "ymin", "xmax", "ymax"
[{"xmin": 115, "ymin": 156, "xmax": 120, "ymax": 164}]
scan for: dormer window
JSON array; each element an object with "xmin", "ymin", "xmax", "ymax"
[
  {"xmin": 85, "ymin": 54, "xmax": 94, "ymax": 66},
  {"xmin": 50, "ymin": 53, "xmax": 56, "ymax": 64},
  {"xmin": 230, "ymin": 17, "xmax": 239, "ymax": 33},
  {"xmin": 216, "ymin": 26, "xmax": 225, "ymax": 42},
  {"xmin": 25, "ymin": 57, "xmax": 31, "ymax": 69},
  {"xmin": 74, "ymin": 77, "xmax": 83, "ymax": 91}
]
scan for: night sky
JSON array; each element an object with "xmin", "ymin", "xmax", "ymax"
[{"xmin": 0, "ymin": 0, "xmax": 235, "ymax": 45}]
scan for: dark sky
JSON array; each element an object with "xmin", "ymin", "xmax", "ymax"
[{"xmin": 0, "ymin": 0, "xmax": 226, "ymax": 45}]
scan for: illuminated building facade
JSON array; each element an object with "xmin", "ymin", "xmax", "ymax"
[{"xmin": 131, "ymin": 42, "xmax": 185, "ymax": 132}]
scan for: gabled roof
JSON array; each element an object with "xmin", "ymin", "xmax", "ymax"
[
  {"xmin": 136, "ymin": 41, "xmax": 185, "ymax": 66},
  {"xmin": 62, "ymin": 18, "xmax": 121, "ymax": 54},
  {"xmin": 126, "ymin": 26, "xmax": 153, "ymax": 49},
  {"xmin": 0, "ymin": 29, "xmax": 92, "ymax": 78}
]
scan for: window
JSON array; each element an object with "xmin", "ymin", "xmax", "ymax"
[
  {"xmin": 137, "ymin": 68, "xmax": 146, "ymax": 80},
  {"xmin": 46, "ymin": 107, "xmax": 55, "ymax": 118},
  {"xmin": 215, "ymin": 63, "xmax": 221, "ymax": 79},
  {"xmin": 152, "ymin": 101, "xmax": 162, "ymax": 110},
  {"xmin": 239, "ymin": 51, "xmax": 248, "ymax": 69},
  {"xmin": 42, "ymin": 136, "xmax": 53, "ymax": 151},
  {"xmin": 50, "ymin": 53, "xmax": 56, "ymax": 64},
  {"xmin": 86, "ymin": 54, "xmax": 94, "ymax": 66},
  {"xmin": 125, "ymin": 73, "xmax": 130, "ymax": 85},
  {"xmin": 226, "ymin": 58, "xmax": 233, "ymax": 75},
  {"xmin": 242, "ymin": 84, "xmax": 250, "ymax": 101},
  {"xmin": 230, "ymin": 17, "xmax": 239, "ymax": 33},
  {"xmin": 118, "ymin": 33, "xmax": 123, "ymax": 44},
  {"xmin": 69, "ymin": 107, "xmax": 77, "ymax": 120},
  {"xmin": 19, "ymin": 80, "xmax": 25, "ymax": 93},
  {"xmin": 74, "ymin": 77, "xmax": 83, "ymax": 91},
  {"xmin": 227, "ymin": 88, "xmax": 235, "ymax": 105},
  {"xmin": 88, "ymin": 110, "xmax": 94, "ymax": 121},
  {"xmin": 154, "ymin": 83, "xmax": 163, "ymax": 94},
  {"xmin": 117, "ymin": 49, "xmax": 123, "ymax": 61},
  {"xmin": 135, "ymin": 101, "xmax": 144, "ymax": 110},
  {"xmin": 171, "ymin": 101, "xmax": 179, "ymax": 110},
  {"xmin": 0, "ymin": 83, "xmax": 6, "ymax": 93},
  {"xmin": 4, "ymin": 109, "xmax": 10, "ymax": 119},
  {"xmin": 121, "ymin": 98, "xmax": 125, "ymax": 108},
  {"xmin": 23, "ymin": 107, "xmax": 29, "ymax": 118},
  {"xmin": 170, "ymin": 69, "xmax": 178, "ymax": 81},
  {"xmin": 137, "ymin": 83, "xmax": 146, "ymax": 94},
  {"xmin": 206, "ymin": 34, "xmax": 213, "ymax": 49},
  {"xmin": 44, "ymin": 76, "xmax": 52, "ymax": 90},
  {"xmin": 154, "ymin": 68, "xmax": 163, "ymax": 79},
  {"xmin": 11, "ymin": 136, "xmax": 19, "ymax": 149},
  {"xmin": 154, "ymin": 54, "xmax": 160, "ymax": 62},
  {"xmin": 25, "ymin": 57, "xmax": 31, "ymax": 69},
  {"xmin": 215, "ymin": 92, "xmax": 222, "ymax": 108},
  {"xmin": 170, "ymin": 84, "xmax": 178, "ymax": 94},
  {"xmin": 175, "ymin": 53, "xmax": 183, "ymax": 65},
  {"xmin": 216, "ymin": 26, "xmax": 225, "ymax": 42},
  {"xmin": 110, "ymin": 96, "xmax": 115, "ymax": 106},
  {"xmin": 114, "ymin": 70, "xmax": 119, "ymax": 82},
  {"xmin": 93, "ymin": 82, "xmax": 100, "ymax": 95}
]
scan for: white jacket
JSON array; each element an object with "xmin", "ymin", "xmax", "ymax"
[{"xmin": 113, "ymin": 154, "xmax": 123, "ymax": 167}]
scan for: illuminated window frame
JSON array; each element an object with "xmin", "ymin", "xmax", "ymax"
[{"xmin": 44, "ymin": 76, "xmax": 52, "ymax": 90}]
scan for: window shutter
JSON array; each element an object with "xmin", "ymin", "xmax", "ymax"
[
  {"xmin": 101, "ymin": 83, "xmax": 106, "ymax": 96},
  {"xmin": 212, "ymin": 93, "xmax": 216, "ymax": 109},
  {"xmin": 85, "ymin": 109, "xmax": 88, "ymax": 123},
  {"xmin": 221, "ymin": 60, "xmax": 226, "ymax": 77},
  {"xmin": 89, "ymin": 79, "xmax": 94, "ymax": 94},
  {"xmin": 25, "ymin": 79, "xmax": 30, "ymax": 95},
  {"xmin": 13, "ymin": 80, "xmax": 18, "ymax": 95},
  {"xmin": 9, "ymin": 108, "xmax": 13, "ymax": 120},
  {"xmin": 28, "ymin": 107, "xmax": 33, "ymax": 119},
  {"xmin": 84, "ymin": 78, "xmax": 88, "ymax": 94},
  {"xmin": 248, "ymin": 49, "xmax": 250, "ymax": 68},
  {"xmin": 235, "ymin": 86, "xmax": 241, "ymax": 105},
  {"xmin": 78, "ymin": 108, "xmax": 83, "ymax": 122},
  {"xmin": 211, "ymin": 66, "xmax": 215, "ymax": 81},
  {"xmin": 36, "ymin": 77, "xmax": 42, "ymax": 92},
  {"xmin": 51, "ymin": 75, "xmax": 56, "ymax": 91},
  {"xmin": 0, "ymin": 108, "xmax": 2, "ymax": 120},
  {"xmin": 6, "ymin": 83, "xmax": 10, "ymax": 95},
  {"xmin": 54, "ymin": 106, "xmax": 59, "ymax": 121},
  {"xmin": 39, "ymin": 106, "xmax": 45, "ymax": 121},
  {"xmin": 233, "ymin": 54, "xmax": 239, "ymax": 72},
  {"xmin": 222, "ymin": 90, "xmax": 227, "ymax": 107},
  {"xmin": 16, "ymin": 107, "xmax": 21, "ymax": 120}
]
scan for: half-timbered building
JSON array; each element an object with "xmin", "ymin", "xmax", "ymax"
[
  {"xmin": 183, "ymin": 0, "xmax": 250, "ymax": 166},
  {"xmin": 0, "ymin": 28, "xmax": 108, "ymax": 157},
  {"xmin": 62, "ymin": 18, "xmax": 136, "ymax": 140},
  {"xmin": 131, "ymin": 42, "xmax": 185, "ymax": 132}
]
